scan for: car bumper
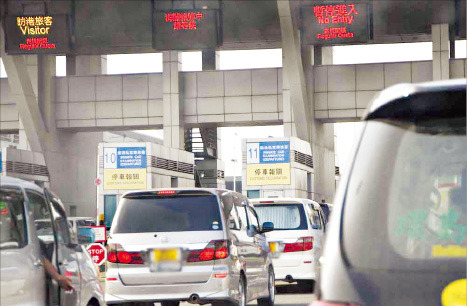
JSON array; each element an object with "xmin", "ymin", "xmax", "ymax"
[
  {"xmin": 274, "ymin": 262, "xmax": 317, "ymax": 281},
  {"xmin": 105, "ymin": 272, "xmax": 240, "ymax": 304}
]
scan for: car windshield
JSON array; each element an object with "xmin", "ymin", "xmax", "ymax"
[
  {"xmin": 113, "ymin": 194, "xmax": 223, "ymax": 233},
  {"xmin": 254, "ymin": 204, "xmax": 307, "ymax": 230},
  {"xmin": 0, "ymin": 187, "xmax": 27, "ymax": 249},
  {"xmin": 343, "ymin": 118, "xmax": 466, "ymax": 271}
]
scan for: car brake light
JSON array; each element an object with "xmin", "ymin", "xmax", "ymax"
[
  {"xmin": 259, "ymin": 201, "xmax": 275, "ymax": 204},
  {"xmin": 117, "ymin": 251, "xmax": 132, "ymax": 264},
  {"xmin": 106, "ymin": 277, "xmax": 118, "ymax": 281},
  {"xmin": 215, "ymin": 247, "xmax": 229, "ymax": 259},
  {"xmin": 157, "ymin": 190, "xmax": 176, "ymax": 195},
  {"xmin": 199, "ymin": 248, "xmax": 215, "ymax": 261},
  {"xmin": 107, "ymin": 244, "xmax": 143, "ymax": 265},
  {"xmin": 283, "ymin": 237, "xmax": 313, "ymax": 253},
  {"xmin": 108, "ymin": 251, "xmax": 117, "ymax": 263},
  {"xmin": 188, "ymin": 240, "xmax": 230, "ymax": 262},
  {"xmin": 215, "ymin": 273, "xmax": 228, "ymax": 278}
]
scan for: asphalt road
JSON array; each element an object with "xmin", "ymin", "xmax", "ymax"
[{"xmin": 165, "ymin": 283, "xmax": 315, "ymax": 306}]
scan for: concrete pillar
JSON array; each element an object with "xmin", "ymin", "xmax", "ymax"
[
  {"xmin": 66, "ymin": 55, "xmax": 107, "ymax": 76},
  {"xmin": 278, "ymin": 0, "xmax": 310, "ymax": 141},
  {"xmin": 202, "ymin": 50, "xmax": 220, "ymax": 70},
  {"xmin": 163, "ymin": 51, "xmax": 185, "ymax": 149},
  {"xmin": 432, "ymin": 24, "xmax": 450, "ymax": 81},
  {"xmin": 278, "ymin": 0, "xmax": 336, "ymax": 201}
]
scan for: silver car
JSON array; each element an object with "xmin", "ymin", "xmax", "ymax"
[
  {"xmin": 105, "ymin": 188, "xmax": 275, "ymax": 306},
  {"xmin": 0, "ymin": 176, "xmax": 105, "ymax": 306}
]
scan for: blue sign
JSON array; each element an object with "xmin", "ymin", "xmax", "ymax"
[
  {"xmin": 0, "ymin": 152, "xmax": 2, "ymax": 172},
  {"xmin": 117, "ymin": 147, "xmax": 146, "ymax": 169},
  {"xmin": 247, "ymin": 141, "xmax": 290, "ymax": 164}
]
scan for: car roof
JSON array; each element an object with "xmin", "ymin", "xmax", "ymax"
[
  {"xmin": 363, "ymin": 78, "xmax": 466, "ymax": 120},
  {"xmin": 250, "ymin": 197, "xmax": 321, "ymax": 209},
  {"xmin": 122, "ymin": 187, "xmax": 231, "ymax": 197},
  {"xmin": 0, "ymin": 176, "xmax": 44, "ymax": 193}
]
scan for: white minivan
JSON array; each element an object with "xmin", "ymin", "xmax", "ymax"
[{"xmin": 251, "ymin": 198, "xmax": 326, "ymax": 290}]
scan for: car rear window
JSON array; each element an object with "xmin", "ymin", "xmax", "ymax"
[
  {"xmin": 113, "ymin": 194, "xmax": 223, "ymax": 233},
  {"xmin": 254, "ymin": 204, "xmax": 307, "ymax": 230},
  {"xmin": 343, "ymin": 118, "xmax": 466, "ymax": 271},
  {"xmin": 0, "ymin": 187, "xmax": 27, "ymax": 249}
]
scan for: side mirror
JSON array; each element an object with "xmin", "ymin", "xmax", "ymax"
[
  {"xmin": 247, "ymin": 225, "xmax": 258, "ymax": 237},
  {"xmin": 261, "ymin": 222, "xmax": 274, "ymax": 233},
  {"xmin": 77, "ymin": 227, "xmax": 95, "ymax": 244}
]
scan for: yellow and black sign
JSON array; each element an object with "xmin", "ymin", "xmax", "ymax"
[
  {"xmin": 246, "ymin": 163, "xmax": 291, "ymax": 186},
  {"xmin": 103, "ymin": 169, "xmax": 147, "ymax": 190}
]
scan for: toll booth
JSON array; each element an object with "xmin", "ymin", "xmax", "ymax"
[
  {"xmin": 0, "ymin": 147, "xmax": 50, "ymax": 188},
  {"xmin": 97, "ymin": 142, "xmax": 195, "ymax": 229},
  {"xmin": 242, "ymin": 137, "xmax": 313, "ymax": 199}
]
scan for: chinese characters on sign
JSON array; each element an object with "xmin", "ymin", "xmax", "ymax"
[
  {"xmin": 4, "ymin": 15, "xmax": 70, "ymax": 54},
  {"xmin": 153, "ymin": 10, "xmax": 218, "ymax": 50},
  {"xmin": 313, "ymin": 4, "xmax": 359, "ymax": 41},
  {"xmin": 302, "ymin": 3, "xmax": 369, "ymax": 45},
  {"xmin": 246, "ymin": 141, "xmax": 291, "ymax": 186},
  {"xmin": 18, "ymin": 16, "xmax": 55, "ymax": 50},
  {"xmin": 165, "ymin": 12, "xmax": 204, "ymax": 31},
  {"xmin": 103, "ymin": 147, "xmax": 147, "ymax": 190}
]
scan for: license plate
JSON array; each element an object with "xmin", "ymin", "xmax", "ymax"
[
  {"xmin": 147, "ymin": 248, "xmax": 182, "ymax": 272},
  {"xmin": 269, "ymin": 242, "xmax": 282, "ymax": 258}
]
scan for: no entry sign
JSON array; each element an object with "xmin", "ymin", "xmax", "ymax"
[{"xmin": 86, "ymin": 243, "xmax": 107, "ymax": 266}]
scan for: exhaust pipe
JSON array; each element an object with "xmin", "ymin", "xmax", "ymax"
[
  {"xmin": 187, "ymin": 294, "xmax": 201, "ymax": 304},
  {"xmin": 285, "ymin": 275, "xmax": 294, "ymax": 283}
]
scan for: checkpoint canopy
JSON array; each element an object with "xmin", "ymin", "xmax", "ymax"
[
  {"xmin": 242, "ymin": 137, "xmax": 313, "ymax": 200},
  {"xmin": 97, "ymin": 142, "xmax": 195, "ymax": 228}
]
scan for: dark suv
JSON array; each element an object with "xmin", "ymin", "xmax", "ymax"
[{"xmin": 313, "ymin": 79, "xmax": 466, "ymax": 306}]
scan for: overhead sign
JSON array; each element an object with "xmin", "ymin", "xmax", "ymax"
[
  {"xmin": 246, "ymin": 141, "xmax": 291, "ymax": 186},
  {"xmin": 301, "ymin": 3, "xmax": 369, "ymax": 45},
  {"xmin": 4, "ymin": 15, "xmax": 71, "ymax": 54},
  {"xmin": 246, "ymin": 163, "xmax": 291, "ymax": 186},
  {"xmin": 247, "ymin": 141, "xmax": 290, "ymax": 164},
  {"xmin": 103, "ymin": 147, "xmax": 147, "ymax": 190},
  {"xmin": 153, "ymin": 10, "xmax": 218, "ymax": 50},
  {"xmin": 86, "ymin": 243, "xmax": 107, "ymax": 266}
]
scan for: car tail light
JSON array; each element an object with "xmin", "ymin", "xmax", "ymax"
[
  {"xmin": 283, "ymin": 237, "xmax": 313, "ymax": 253},
  {"xmin": 188, "ymin": 240, "xmax": 230, "ymax": 262},
  {"xmin": 199, "ymin": 248, "xmax": 215, "ymax": 261},
  {"xmin": 157, "ymin": 190, "xmax": 176, "ymax": 195},
  {"xmin": 310, "ymin": 301, "xmax": 361, "ymax": 306},
  {"xmin": 108, "ymin": 251, "xmax": 117, "ymax": 263},
  {"xmin": 215, "ymin": 247, "xmax": 228, "ymax": 259},
  {"xmin": 107, "ymin": 244, "xmax": 143, "ymax": 265}
]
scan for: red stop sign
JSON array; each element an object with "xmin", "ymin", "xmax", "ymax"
[{"xmin": 86, "ymin": 243, "xmax": 107, "ymax": 266}]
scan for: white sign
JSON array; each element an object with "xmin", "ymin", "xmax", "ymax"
[
  {"xmin": 103, "ymin": 148, "xmax": 117, "ymax": 169},
  {"xmin": 246, "ymin": 142, "xmax": 260, "ymax": 164}
]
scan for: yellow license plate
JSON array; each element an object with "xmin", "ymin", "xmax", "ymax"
[
  {"xmin": 148, "ymin": 248, "xmax": 183, "ymax": 272},
  {"xmin": 269, "ymin": 242, "xmax": 279, "ymax": 253},
  {"xmin": 151, "ymin": 248, "xmax": 181, "ymax": 262}
]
